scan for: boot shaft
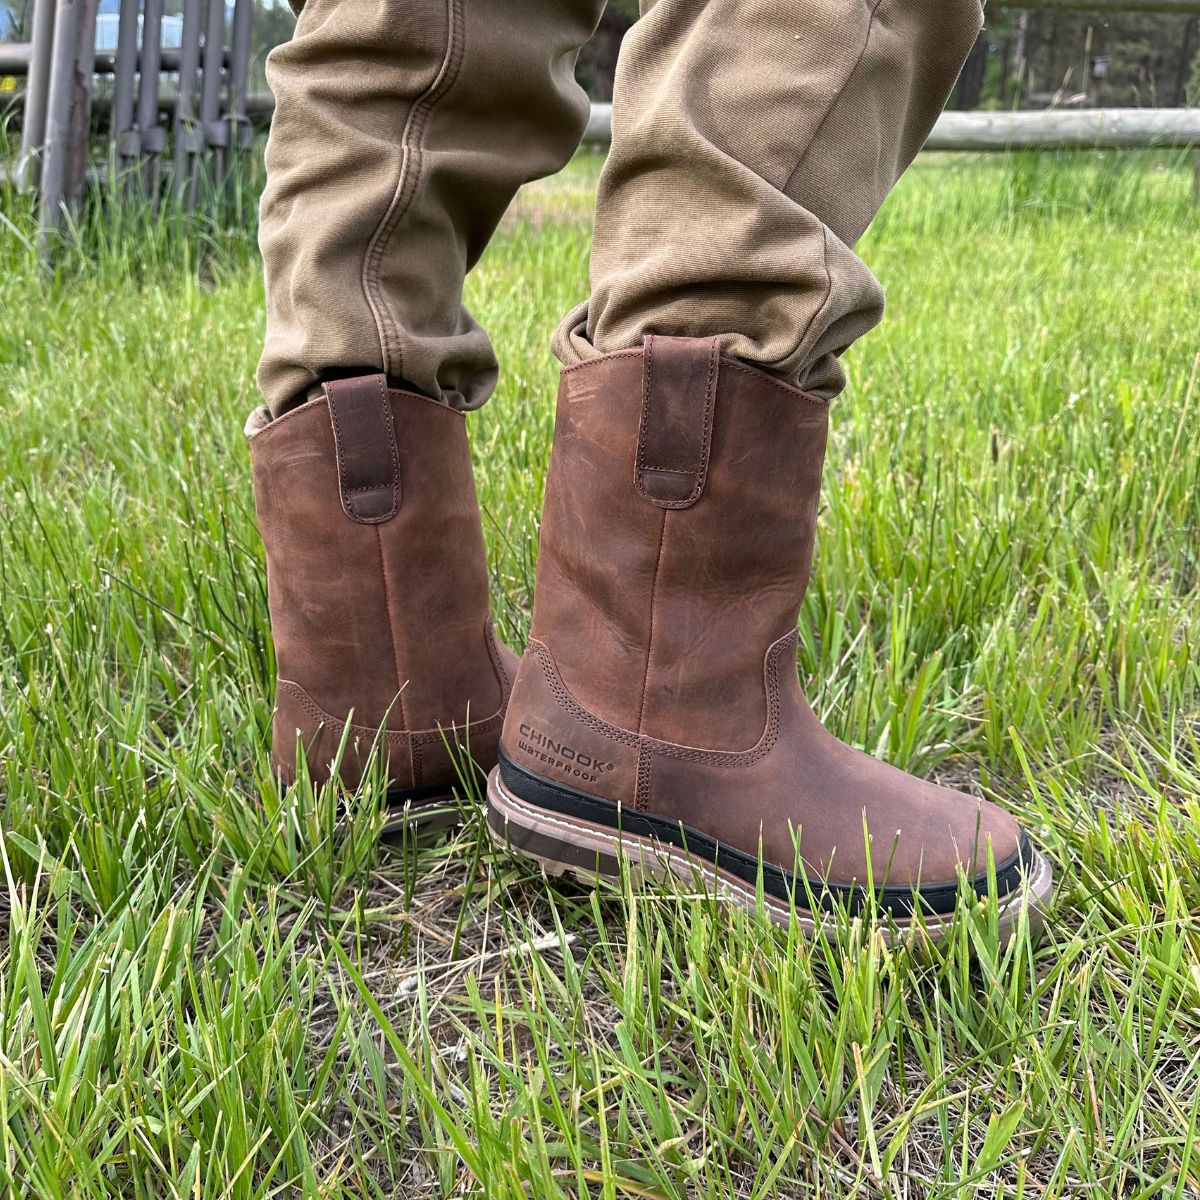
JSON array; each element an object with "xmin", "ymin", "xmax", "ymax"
[
  {"xmin": 493, "ymin": 341, "xmax": 1044, "ymax": 927},
  {"xmin": 248, "ymin": 377, "xmax": 504, "ymax": 738},
  {"xmin": 529, "ymin": 337, "xmax": 829, "ymax": 752}
]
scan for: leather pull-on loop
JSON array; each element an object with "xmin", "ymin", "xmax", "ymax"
[
  {"xmin": 324, "ymin": 375, "xmax": 401, "ymax": 523},
  {"xmin": 635, "ymin": 335, "xmax": 720, "ymax": 509}
]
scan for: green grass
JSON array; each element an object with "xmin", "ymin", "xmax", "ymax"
[{"xmin": 1, "ymin": 147, "xmax": 1199, "ymax": 1197}]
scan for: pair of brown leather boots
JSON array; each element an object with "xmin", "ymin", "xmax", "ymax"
[{"xmin": 248, "ymin": 338, "xmax": 1052, "ymax": 940}]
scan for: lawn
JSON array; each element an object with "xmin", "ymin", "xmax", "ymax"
[{"xmin": 1, "ymin": 148, "xmax": 1199, "ymax": 1198}]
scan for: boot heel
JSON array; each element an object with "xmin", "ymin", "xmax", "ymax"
[
  {"xmin": 486, "ymin": 767, "xmax": 627, "ymax": 883},
  {"xmin": 487, "ymin": 766, "xmax": 807, "ymax": 927}
]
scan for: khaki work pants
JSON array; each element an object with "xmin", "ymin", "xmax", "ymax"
[{"xmin": 257, "ymin": 0, "xmax": 983, "ymax": 415}]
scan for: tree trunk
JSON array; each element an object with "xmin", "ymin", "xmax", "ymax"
[{"xmin": 952, "ymin": 29, "xmax": 990, "ymax": 110}]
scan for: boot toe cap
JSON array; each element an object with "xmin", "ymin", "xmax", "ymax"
[{"xmin": 850, "ymin": 790, "xmax": 1031, "ymax": 917}]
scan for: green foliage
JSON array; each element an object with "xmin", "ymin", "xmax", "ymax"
[{"xmin": 0, "ymin": 148, "xmax": 1198, "ymax": 1196}]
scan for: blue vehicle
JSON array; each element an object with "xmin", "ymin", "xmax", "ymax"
[
  {"xmin": 95, "ymin": 0, "xmax": 184, "ymax": 52},
  {"xmin": 0, "ymin": 1, "xmax": 22, "ymax": 42},
  {"xmin": 0, "ymin": 0, "xmax": 186, "ymax": 52}
]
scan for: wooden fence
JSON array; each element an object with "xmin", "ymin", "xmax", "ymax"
[
  {"xmin": 579, "ymin": 104, "xmax": 1200, "ymax": 151},
  {"xmin": 2, "ymin": 0, "xmax": 1200, "ymax": 260}
]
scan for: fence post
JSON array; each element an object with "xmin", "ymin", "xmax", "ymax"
[
  {"xmin": 172, "ymin": 0, "xmax": 205, "ymax": 201},
  {"xmin": 16, "ymin": 0, "xmax": 57, "ymax": 193},
  {"xmin": 192, "ymin": 0, "xmax": 226, "ymax": 203},
  {"xmin": 227, "ymin": 0, "xmax": 253, "ymax": 179},
  {"xmin": 110, "ymin": 0, "xmax": 140, "ymax": 185},
  {"xmin": 38, "ymin": 0, "xmax": 84, "ymax": 257},
  {"xmin": 63, "ymin": 0, "xmax": 100, "ymax": 209},
  {"xmin": 135, "ymin": 0, "xmax": 166, "ymax": 197}
]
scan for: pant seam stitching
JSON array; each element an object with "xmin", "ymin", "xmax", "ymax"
[
  {"xmin": 360, "ymin": 0, "xmax": 466, "ymax": 380},
  {"xmin": 791, "ymin": 224, "xmax": 837, "ymax": 373}
]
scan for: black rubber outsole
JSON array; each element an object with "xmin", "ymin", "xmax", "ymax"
[{"xmin": 496, "ymin": 749, "xmax": 1031, "ymax": 918}]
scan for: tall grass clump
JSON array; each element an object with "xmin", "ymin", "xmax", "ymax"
[{"xmin": 0, "ymin": 148, "xmax": 1197, "ymax": 1196}]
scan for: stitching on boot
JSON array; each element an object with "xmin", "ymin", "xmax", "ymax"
[
  {"xmin": 634, "ymin": 745, "xmax": 653, "ymax": 812},
  {"xmin": 280, "ymin": 678, "xmax": 500, "ymax": 750},
  {"xmin": 483, "ymin": 617, "xmax": 514, "ymax": 714},
  {"xmin": 245, "ymin": 394, "xmax": 327, "ymax": 443},
  {"xmin": 556, "ymin": 349, "xmax": 829, "ymax": 409},
  {"xmin": 278, "ymin": 679, "xmax": 412, "ymax": 746},
  {"xmin": 635, "ymin": 508, "xmax": 667, "ymax": 735},
  {"xmin": 401, "ymin": 619, "xmax": 512, "ymax": 749},
  {"xmin": 328, "ymin": 375, "xmax": 401, "ymax": 523},
  {"xmin": 409, "ymin": 710, "xmax": 503, "ymax": 751},
  {"xmin": 559, "ymin": 349, "xmax": 644, "ymax": 375},
  {"xmin": 528, "ymin": 642, "xmax": 640, "ymax": 748},
  {"xmin": 405, "ymin": 620, "xmax": 511, "ymax": 760},
  {"xmin": 361, "ymin": 0, "xmax": 466, "ymax": 378},
  {"xmin": 719, "ymin": 360, "xmax": 830, "ymax": 408},
  {"xmin": 375, "ymin": 526, "xmax": 408, "ymax": 731},
  {"xmin": 248, "ymin": 387, "xmax": 464, "ymax": 449},
  {"xmin": 528, "ymin": 636, "xmax": 790, "ymax": 766},
  {"xmin": 632, "ymin": 331, "xmax": 656, "ymax": 495},
  {"xmin": 634, "ymin": 337, "xmax": 719, "ymax": 510}
]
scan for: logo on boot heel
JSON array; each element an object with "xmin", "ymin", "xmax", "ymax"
[{"xmin": 517, "ymin": 723, "xmax": 616, "ymax": 784}]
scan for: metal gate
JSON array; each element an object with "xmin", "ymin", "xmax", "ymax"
[{"xmin": 2, "ymin": 0, "xmax": 254, "ymax": 257}]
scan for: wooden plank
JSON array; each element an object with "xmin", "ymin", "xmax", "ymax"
[
  {"xmin": 926, "ymin": 108, "xmax": 1200, "ymax": 150},
  {"xmin": 989, "ymin": 0, "xmax": 1200, "ymax": 11},
  {"xmin": 580, "ymin": 104, "xmax": 1200, "ymax": 151}
]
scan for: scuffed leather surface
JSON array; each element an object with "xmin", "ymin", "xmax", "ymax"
[
  {"xmin": 505, "ymin": 342, "xmax": 1023, "ymax": 890},
  {"xmin": 531, "ymin": 345, "xmax": 827, "ymax": 750},
  {"xmin": 506, "ymin": 634, "xmax": 1019, "ymax": 890},
  {"xmin": 250, "ymin": 384, "xmax": 513, "ymax": 793},
  {"xmin": 530, "ymin": 351, "xmax": 659, "ymax": 733}
]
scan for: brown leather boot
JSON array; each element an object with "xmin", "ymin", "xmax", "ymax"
[
  {"xmin": 488, "ymin": 337, "xmax": 1052, "ymax": 938},
  {"xmin": 247, "ymin": 374, "xmax": 517, "ymax": 830}
]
